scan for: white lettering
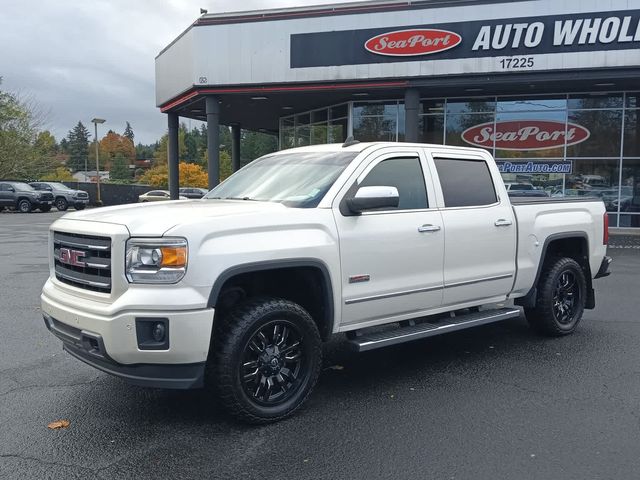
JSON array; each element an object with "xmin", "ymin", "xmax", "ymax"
[
  {"xmin": 474, "ymin": 126, "xmax": 493, "ymax": 143},
  {"xmin": 492, "ymin": 24, "xmax": 512, "ymax": 49},
  {"xmin": 599, "ymin": 17, "xmax": 621, "ymax": 43},
  {"xmin": 375, "ymin": 36, "xmax": 388, "ymax": 50},
  {"xmin": 578, "ymin": 18, "xmax": 602, "ymax": 44},
  {"xmin": 524, "ymin": 22, "xmax": 544, "ymax": 47},
  {"xmin": 618, "ymin": 16, "xmax": 634, "ymax": 42},
  {"xmin": 511, "ymin": 23, "xmax": 528, "ymax": 47},
  {"xmin": 473, "ymin": 26, "xmax": 491, "ymax": 50},
  {"xmin": 553, "ymin": 19, "xmax": 583, "ymax": 45}
]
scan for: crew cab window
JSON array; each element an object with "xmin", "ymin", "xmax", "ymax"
[
  {"xmin": 0, "ymin": 184, "xmax": 11, "ymax": 191},
  {"xmin": 434, "ymin": 158, "xmax": 497, "ymax": 207},
  {"xmin": 360, "ymin": 157, "xmax": 428, "ymax": 210}
]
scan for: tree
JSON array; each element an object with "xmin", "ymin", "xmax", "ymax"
[
  {"xmin": 66, "ymin": 121, "xmax": 90, "ymax": 172},
  {"xmin": 0, "ymin": 78, "xmax": 52, "ymax": 179},
  {"xmin": 110, "ymin": 153, "xmax": 131, "ymax": 181},
  {"xmin": 140, "ymin": 162, "xmax": 208, "ymax": 188},
  {"xmin": 123, "ymin": 121, "xmax": 134, "ymax": 144},
  {"xmin": 241, "ymin": 131, "xmax": 277, "ymax": 166},
  {"xmin": 41, "ymin": 167, "xmax": 74, "ymax": 181},
  {"xmin": 97, "ymin": 130, "xmax": 135, "ymax": 168}
]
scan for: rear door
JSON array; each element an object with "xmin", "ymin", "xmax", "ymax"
[
  {"xmin": 426, "ymin": 150, "xmax": 517, "ymax": 307},
  {"xmin": 333, "ymin": 147, "xmax": 444, "ymax": 329}
]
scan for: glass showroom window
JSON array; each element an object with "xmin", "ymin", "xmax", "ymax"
[
  {"xmin": 353, "ymin": 102, "xmax": 399, "ymax": 142},
  {"xmin": 418, "ymin": 99, "xmax": 445, "ymax": 145}
]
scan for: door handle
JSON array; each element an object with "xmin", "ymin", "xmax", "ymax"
[
  {"xmin": 494, "ymin": 219, "xmax": 513, "ymax": 227},
  {"xmin": 418, "ymin": 224, "xmax": 441, "ymax": 233}
]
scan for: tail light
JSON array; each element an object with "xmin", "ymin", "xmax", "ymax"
[{"xmin": 603, "ymin": 212, "xmax": 609, "ymax": 245}]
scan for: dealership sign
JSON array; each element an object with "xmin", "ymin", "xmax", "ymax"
[
  {"xmin": 364, "ymin": 29, "xmax": 462, "ymax": 56},
  {"xmin": 291, "ymin": 9, "xmax": 640, "ymax": 68},
  {"xmin": 497, "ymin": 161, "xmax": 573, "ymax": 174},
  {"xmin": 461, "ymin": 120, "xmax": 590, "ymax": 151}
]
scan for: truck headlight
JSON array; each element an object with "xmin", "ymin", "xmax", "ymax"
[{"xmin": 125, "ymin": 238, "xmax": 188, "ymax": 284}]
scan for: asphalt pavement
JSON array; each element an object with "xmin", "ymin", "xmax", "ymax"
[{"xmin": 1, "ymin": 210, "xmax": 640, "ymax": 480}]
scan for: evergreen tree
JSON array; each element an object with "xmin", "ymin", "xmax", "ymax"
[
  {"xmin": 66, "ymin": 121, "xmax": 90, "ymax": 172},
  {"xmin": 110, "ymin": 153, "xmax": 130, "ymax": 181},
  {"xmin": 123, "ymin": 121, "xmax": 134, "ymax": 143}
]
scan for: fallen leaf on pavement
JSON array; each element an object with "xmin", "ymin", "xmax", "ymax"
[{"xmin": 47, "ymin": 420, "xmax": 70, "ymax": 430}]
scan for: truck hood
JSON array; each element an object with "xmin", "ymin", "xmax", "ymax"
[{"xmin": 62, "ymin": 200, "xmax": 287, "ymax": 236}]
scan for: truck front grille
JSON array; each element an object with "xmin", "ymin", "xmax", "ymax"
[{"xmin": 53, "ymin": 232, "xmax": 112, "ymax": 293}]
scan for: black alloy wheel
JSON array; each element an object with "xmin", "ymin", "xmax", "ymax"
[
  {"xmin": 525, "ymin": 257, "xmax": 587, "ymax": 336},
  {"xmin": 240, "ymin": 320, "xmax": 305, "ymax": 406},
  {"xmin": 212, "ymin": 297, "xmax": 322, "ymax": 424},
  {"xmin": 553, "ymin": 270, "xmax": 580, "ymax": 324}
]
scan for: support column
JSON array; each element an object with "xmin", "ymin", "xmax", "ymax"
[
  {"xmin": 167, "ymin": 112, "xmax": 179, "ymax": 200},
  {"xmin": 404, "ymin": 88, "xmax": 420, "ymax": 143},
  {"xmin": 231, "ymin": 124, "xmax": 241, "ymax": 172},
  {"xmin": 206, "ymin": 96, "xmax": 220, "ymax": 188}
]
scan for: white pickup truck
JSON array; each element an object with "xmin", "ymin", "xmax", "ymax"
[{"xmin": 42, "ymin": 141, "xmax": 611, "ymax": 423}]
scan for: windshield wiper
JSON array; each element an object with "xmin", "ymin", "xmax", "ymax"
[{"xmin": 207, "ymin": 196, "xmax": 257, "ymax": 201}]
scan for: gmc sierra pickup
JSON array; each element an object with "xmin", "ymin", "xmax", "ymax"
[{"xmin": 41, "ymin": 141, "xmax": 611, "ymax": 423}]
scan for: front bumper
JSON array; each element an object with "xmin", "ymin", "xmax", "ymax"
[
  {"xmin": 44, "ymin": 313, "xmax": 205, "ymax": 389},
  {"xmin": 72, "ymin": 197, "xmax": 89, "ymax": 205},
  {"xmin": 41, "ymin": 283, "xmax": 215, "ymax": 389}
]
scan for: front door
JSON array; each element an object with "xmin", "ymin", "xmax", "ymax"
[{"xmin": 333, "ymin": 149, "xmax": 444, "ymax": 329}]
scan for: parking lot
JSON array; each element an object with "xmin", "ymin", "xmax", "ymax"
[{"xmin": 1, "ymin": 210, "xmax": 640, "ymax": 480}]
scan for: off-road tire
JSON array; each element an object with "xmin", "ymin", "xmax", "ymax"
[
  {"xmin": 525, "ymin": 257, "xmax": 587, "ymax": 336},
  {"xmin": 211, "ymin": 297, "xmax": 322, "ymax": 424},
  {"xmin": 55, "ymin": 197, "xmax": 68, "ymax": 211}
]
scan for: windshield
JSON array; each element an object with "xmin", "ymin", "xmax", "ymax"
[
  {"xmin": 205, "ymin": 151, "xmax": 358, "ymax": 208},
  {"xmin": 50, "ymin": 182, "xmax": 73, "ymax": 191},
  {"xmin": 12, "ymin": 182, "xmax": 35, "ymax": 192}
]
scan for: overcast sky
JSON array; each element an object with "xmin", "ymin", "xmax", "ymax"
[{"xmin": 0, "ymin": 0, "xmax": 361, "ymax": 145}]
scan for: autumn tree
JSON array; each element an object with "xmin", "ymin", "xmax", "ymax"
[
  {"xmin": 140, "ymin": 162, "xmax": 208, "ymax": 188},
  {"xmin": 98, "ymin": 130, "xmax": 135, "ymax": 168}
]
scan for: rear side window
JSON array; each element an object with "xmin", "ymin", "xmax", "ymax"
[
  {"xmin": 359, "ymin": 157, "xmax": 428, "ymax": 210},
  {"xmin": 434, "ymin": 158, "xmax": 497, "ymax": 207}
]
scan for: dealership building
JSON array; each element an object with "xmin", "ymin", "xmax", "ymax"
[{"xmin": 156, "ymin": 0, "xmax": 640, "ymax": 227}]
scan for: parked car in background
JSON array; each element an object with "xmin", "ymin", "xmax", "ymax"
[
  {"xmin": 138, "ymin": 190, "xmax": 187, "ymax": 202},
  {"xmin": 504, "ymin": 182, "xmax": 549, "ymax": 198},
  {"xmin": 0, "ymin": 181, "xmax": 54, "ymax": 212},
  {"xmin": 180, "ymin": 187, "xmax": 209, "ymax": 199},
  {"xmin": 29, "ymin": 182, "xmax": 89, "ymax": 211}
]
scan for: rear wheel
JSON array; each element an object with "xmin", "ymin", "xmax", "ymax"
[
  {"xmin": 525, "ymin": 257, "xmax": 587, "ymax": 336},
  {"xmin": 55, "ymin": 197, "xmax": 68, "ymax": 211},
  {"xmin": 17, "ymin": 199, "xmax": 32, "ymax": 213},
  {"xmin": 212, "ymin": 297, "xmax": 322, "ymax": 424}
]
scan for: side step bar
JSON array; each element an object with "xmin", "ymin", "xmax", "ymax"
[{"xmin": 346, "ymin": 307, "xmax": 521, "ymax": 352}]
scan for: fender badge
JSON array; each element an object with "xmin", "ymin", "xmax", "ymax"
[{"xmin": 349, "ymin": 274, "xmax": 370, "ymax": 284}]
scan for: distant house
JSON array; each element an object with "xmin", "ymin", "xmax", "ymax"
[{"xmin": 73, "ymin": 171, "xmax": 110, "ymax": 183}]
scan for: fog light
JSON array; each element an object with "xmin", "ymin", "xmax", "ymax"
[{"xmin": 152, "ymin": 322, "xmax": 166, "ymax": 342}]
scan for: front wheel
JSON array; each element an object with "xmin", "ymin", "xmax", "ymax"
[
  {"xmin": 211, "ymin": 297, "xmax": 322, "ymax": 424},
  {"xmin": 55, "ymin": 197, "xmax": 68, "ymax": 211},
  {"xmin": 17, "ymin": 199, "xmax": 32, "ymax": 213},
  {"xmin": 525, "ymin": 257, "xmax": 587, "ymax": 336}
]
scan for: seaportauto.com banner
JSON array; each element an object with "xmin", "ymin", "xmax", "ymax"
[{"xmin": 291, "ymin": 9, "xmax": 640, "ymax": 68}]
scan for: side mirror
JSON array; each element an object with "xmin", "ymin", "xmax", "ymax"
[
  {"xmin": 8, "ymin": 186, "xmax": 15, "ymax": 192},
  {"xmin": 347, "ymin": 186, "xmax": 399, "ymax": 214}
]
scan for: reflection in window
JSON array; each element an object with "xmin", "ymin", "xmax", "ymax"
[
  {"xmin": 419, "ymin": 114, "xmax": 444, "ymax": 145},
  {"xmin": 568, "ymin": 94, "xmax": 623, "ymax": 110},
  {"xmin": 446, "ymin": 98, "xmax": 495, "ymax": 114},
  {"xmin": 446, "ymin": 112, "xmax": 493, "ymax": 151},
  {"xmin": 566, "ymin": 110, "xmax": 622, "ymax": 157},
  {"xmin": 497, "ymin": 96, "xmax": 566, "ymax": 112},
  {"xmin": 624, "ymin": 109, "xmax": 640, "ymax": 157},
  {"xmin": 353, "ymin": 102, "xmax": 399, "ymax": 142}
]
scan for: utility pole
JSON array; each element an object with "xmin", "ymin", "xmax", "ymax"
[{"xmin": 91, "ymin": 118, "xmax": 106, "ymax": 206}]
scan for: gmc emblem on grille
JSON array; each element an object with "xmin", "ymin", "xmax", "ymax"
[{"xmin": 59, "ymin": 248, "xmax": 86, "ymax": 267}]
